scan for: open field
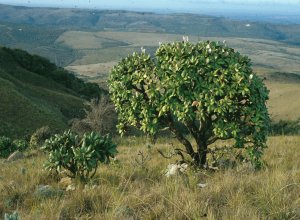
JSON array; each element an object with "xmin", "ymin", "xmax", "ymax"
[
  {"xmin": 62, "ymin": 31, "xmax": 300, "ymax": 75},
  {"xmin": 266, "ymin": 81, "xmax": 300, "ymax": 121},
  {"xmin": 0, "ymin": 136, "xmax": 299, "ymax": 219}
]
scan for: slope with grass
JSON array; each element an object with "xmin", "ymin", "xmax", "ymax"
[
  {"xmin": 0, "ymin": 136, "xmax": 299, "ymax": 219},
  {"xmin": 0, "ymin": 46, "xmax": 105, "ymax": 138}
]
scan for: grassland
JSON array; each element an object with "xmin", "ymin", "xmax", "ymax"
[{"xmin": 0, "ymin": 136, "xmax": 299, "ymax": 219}]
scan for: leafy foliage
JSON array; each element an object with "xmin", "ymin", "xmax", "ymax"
[
  {"xmin": 42, "ymin": 130, "xmax": 117, "ymax": 181},
  {"xmin": 0, "ymin": 136, "xmax": 16, "ymax": 158},
  {"xmin": 12, "ymin": 139, "xmax": 29, "ymax": 152},
  {"xmin": 4, "ymin": 211, "xmax": 20, "ymax": 220},
  {"xmin": 109, "ymin": 40, "xmax": 269, "ymax": 168},
  {"xmin": 0, "ymin": 136, "xmax": 28, "ymax": 158}
]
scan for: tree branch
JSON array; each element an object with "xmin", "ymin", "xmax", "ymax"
[
  {"xmin": 164, "ymin": 112, "xmax": 196, "ymax": 158},
  {"xmin": 132, "ymin": 84, "xmax": 149, "ymax": 101}
]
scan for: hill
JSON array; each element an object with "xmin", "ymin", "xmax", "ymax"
[
  {"xmin": 0, "ymin": 4, "xmax": 300, "ymax": 45},
  {"xmin": 0, "ymin": 46, "xmax": 104, "ymax": 138}
]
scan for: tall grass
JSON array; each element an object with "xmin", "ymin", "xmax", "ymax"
[{"xmin": 0, "ymin": 136, "xmax": 299, "ymax": 219}]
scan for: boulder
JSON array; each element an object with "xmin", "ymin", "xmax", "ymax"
[{"xmin": 34, "ymin": 185, "xmax": 64, "ymax": 198}]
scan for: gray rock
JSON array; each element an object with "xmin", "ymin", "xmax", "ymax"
[
  {"xmin": 6, "ymin": 151, "xmax": 24, "ymax": 162},
  {"xmin": 34, "ymin": 185, "xmax": 64, "ymax": 198}
]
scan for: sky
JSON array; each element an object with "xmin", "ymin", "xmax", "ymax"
[{"xmin": 0, "ymin": 0, "xmax": 300, "ymax": 15}]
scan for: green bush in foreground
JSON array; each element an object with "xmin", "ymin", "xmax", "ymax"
[
  {"xmin": 109, "ymin": 40, "xmax": 269, "ymax": 168},
  {"xmin": 42, "ymin": 130, "xmax": 117, "ymax": 181}
]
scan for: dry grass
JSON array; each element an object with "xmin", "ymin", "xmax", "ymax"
[
  {"xmin": 0, "ymin": 136, "xmax": 299, "ymax": 219},
  {"xmin": 265, "ymin": 81, "xmax": 300, "ymax": 121},
  {"xmin": 61, "ymin": 30, "xmax": 300, "ymax": 75}
]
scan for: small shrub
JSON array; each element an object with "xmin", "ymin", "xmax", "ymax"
[
  {"xmin": 42, "ymin": 130, "xmax": 117, "ymax": 181},
  {"xmin": 4, "ymin": 211, "xmax": 20, "ymax": 220},
  {"xmin": 71, "ymin": 97, "xmax": 117, "ymax": 136},
  {"xmin": 29, "ymin": 126, "xmax": 52, "ymax": 148},
  {"xmin": 13, "ymin": 139, "xmax": 29, "ymax": 152},
  {"xmin": 0, "ymin": 136, "xmax": 29, "ymax": 158},
  {"xmin": 0, "ymin": 136, "xmax": 16, "ymax": 158}
]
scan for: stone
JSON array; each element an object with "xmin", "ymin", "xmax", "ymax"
[
  {"xmin": 66, "ymin": 184, "xmax": 76, "ymax": 192},
  {"xmin": 59, "ymin": 177, "xmax": 72, "ymax": 189},
  {"xmin": 197, "ymin": 183, "xmax": 207, "ymax": 188},
  {"xmin": 34, "ymin": 185, "xmax": 63, "ymax": 198},
  {"xmin": 6, "ymin": 151, "xmax": 24, "ymax": 162}
]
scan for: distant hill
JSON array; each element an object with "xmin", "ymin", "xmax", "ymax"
[
  {"xmin": 0, "ymin": 46, "xmax": 105, "ymax": 138},
  {"xmin": 0, "ymin": 4, "xmax": 299, "ymax": 45}
]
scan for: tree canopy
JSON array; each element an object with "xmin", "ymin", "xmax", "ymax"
[{"xmin": 108, "ymin": 40, "xmax": 269, "ymax": 168}]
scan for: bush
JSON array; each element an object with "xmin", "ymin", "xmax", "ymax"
[
  {"xmin": 0, "ymin": 137, "xmax": 28, "ymax": 158},
  {"xmin": 0, "ymin": 136, "xmax": 16, "ymax": 158},
  {"xmin": 29, "ymin": 126, "xmax": 52, "ymax": 148},
  {"xmin": 4, "ymin": 211, "xmax": 20, "ymax": 220},
  {"xmin": 42, "ymin": 130, "xmax": 117, "ymax": 181},
  {"xmin": 13, "ymin": 139, "xmax": 29, "ymax": 152},
  {"xmin": 109, "ymin": 40, "xmax": 270, "ymax": 168},
  {"xmin": 71, "ymin": 97, "xmax": 117, "ymax": 136}
]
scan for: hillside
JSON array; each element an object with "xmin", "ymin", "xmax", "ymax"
[
  {"xmin": 0, "ymin": 4, "xmax": 300, "ymax": 44},
  {"xmin": 0, "ymin": 46, "xmax": 104, "ymax": 138}
]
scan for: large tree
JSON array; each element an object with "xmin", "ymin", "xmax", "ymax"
[{"xmin": 108, "ymin": 40, "xmax": 269, "ymax": 168}]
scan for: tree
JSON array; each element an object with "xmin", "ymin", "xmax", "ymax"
[{"xmin": 108, "ymin": 40, "xmax": 269, "ymax": 168}]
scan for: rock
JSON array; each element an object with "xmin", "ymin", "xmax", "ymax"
[
  {"xmin": 197, "ymin": 183, "xmax": 207, "ymax": 188},
  {"xmin": 66, "ymin": 184, "xmax": 76, "ymax": 192},
  {"xmin": 6, "ymin": 151, "xmax": 24, "ymax": 162},
  {"xmin": 34, "ymin": 185, "xmax": 63, "ymax": 198},
  {"xmin": 59, "ymin": 177, "xmax": 72, "ymax": 188}
]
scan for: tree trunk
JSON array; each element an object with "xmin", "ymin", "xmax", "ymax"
[
  {"xmin": 195, "ymin": 138, "xmax": 208, "ymax": 166},
  {"xmin": 165, "ymin": 113, "xmax": 208, "ymax": 167}
]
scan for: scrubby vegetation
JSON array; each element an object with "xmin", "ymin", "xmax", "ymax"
[
  {"xmin": 71, "ymin": 97, "xmax": 117, "ymax": 136},
  {"xmin": 29, "ymin": 126, "xmax": 52, "ymax": 149},
  {"xmin": 0, "ymin": 136, "xmax": 28, "ymax": 158}
]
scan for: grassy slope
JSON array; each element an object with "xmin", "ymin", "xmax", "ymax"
[
  {"xmin": 0, "ymin": 136, "xmax": 299, "ymax": 219},
  {"xmin": 0, "ymin": 47, "xmax": 85, "ymax": 138}
]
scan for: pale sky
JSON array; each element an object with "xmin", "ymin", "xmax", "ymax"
[{"xmin": 0, "ymin": 0, "xmax": 299, "ymax": 14}]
